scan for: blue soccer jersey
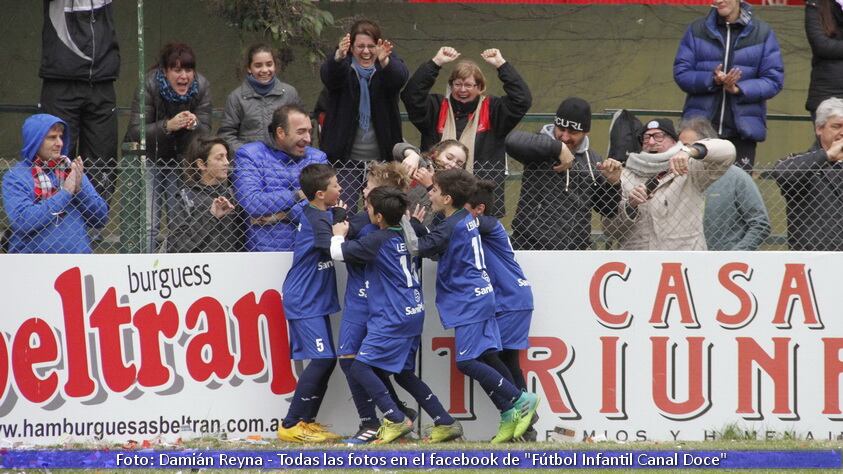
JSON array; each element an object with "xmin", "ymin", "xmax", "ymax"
[
  {"xmin": 416, "ymin": 208, "xmax": 495, "ymax": 329},
  {"xmin": 282, "ymin": 205, "xmax": 341, "ymax": 320},
  {"xmin": 335, "ymin": 227, "xmax": 425, "ymax": 337},
  {"xmin": 342, "ymin": 212, "xmax": 378, "ymax": 325},
  {"xmin": 477, "ymin": 215, "xmax": 534, "ymax": 312}
]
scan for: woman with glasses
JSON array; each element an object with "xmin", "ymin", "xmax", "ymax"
[
  {"xmin": 401, "ymin": 47, "xmax": 531, "ymax": 217},
  {"xmin": 319, "ymin": 19, "xmax": 408, "ymax": 210}
]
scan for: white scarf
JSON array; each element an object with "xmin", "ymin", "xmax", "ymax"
[{"xmin": 624, "ymin": 143, "xmax": 683, "ymax": 178}]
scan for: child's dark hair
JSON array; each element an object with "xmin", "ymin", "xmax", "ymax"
[
  {"xmin": 185, "ymin": 135, "xmax": 230, "ymax": 184},
  {"xmin": 300, "ymin": 164, "xmax": 336, "ymax": 200},
  {"xmin": 245, "ymin": 43, "xmax": 277, "ymax": 70},
  {"xmin": 433, "ymin": 169, "xmax": 476, "ymax": 208},
  {"xmin": 466, "ymin": 179, "xmax": 497, "ymax": 215},
  {"xmin": 367, "ymin": 186, "xmax": 408, "ymax": 226}
]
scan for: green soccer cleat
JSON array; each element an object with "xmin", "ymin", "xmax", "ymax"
[
  {"xmin": 513, "ymin": 392, "xmax": 540, "ymax": 439},
  {"xmin": 376, "ymin": 417, "xmax": 414, "ymax": 444},
  {"xmin": 491, "ymin": 407, "xmax": 520, "ymax": 444},
  {"xmin": 427, "ymin": 420, "xmax": 464, "ymax": 443}
]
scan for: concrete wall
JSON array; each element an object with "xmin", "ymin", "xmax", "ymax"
[{"xmin": 0, "ymin": 1, "xmax": 812, "ymax": 164}]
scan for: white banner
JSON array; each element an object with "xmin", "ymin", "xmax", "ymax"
[{"xmin": 1, "ymin": 252, "xmax": 841, "ymax": 444}]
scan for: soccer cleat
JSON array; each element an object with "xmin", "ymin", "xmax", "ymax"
[
  {"xmin": 427, "ymin": 420, "xmax": 464, "ymax": 443},
  {"xmin": 344, "ymin": 425, "xmax": 380, "ymax": 445},
  {"xmin": 277, "ymin": 421, "xmax": 328, "ymax": 443},
  {"xmin": 304, "ymin": 422, "xmax": 342, "ymax": 440},
  {"xmin": 491, "ymin": 407, "xmax": 520, "ymax": 444},
  {"xmin": 376, "ymin": 417, "xmax": 414, "ymax": 444},
  {"xmin": 513, "ymin": 392, "xmax": 540, "ymax": 439}
]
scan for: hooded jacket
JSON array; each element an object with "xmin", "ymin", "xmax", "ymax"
[
  {"xmin": 39, "ymin": 0, "xmax": 120, "ymax": 82},
  {"xmin": 506, "ymin": 126, "xmax": 621, "ymax": 250},
  {"xmin": 673, "ymin": 2, "xmax": 784, "ymax": 142},
  {"xmin": 2, "ymin": 114, "xmax": 108, "ymax": 253}
]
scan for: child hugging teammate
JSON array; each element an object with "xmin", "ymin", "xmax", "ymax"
[
  {"xmin": 277, "ymin": 164, "xmax": 344, "ymax": 443},
  {"xmin": 410, "ymin": 169, "xmax": 539, "ymax": 443},
  {"xmin": 331, "ymin": 186, "xmax": 462, "ymax": 444},
  {"xmin": 336, "ymin": 162, "xmax": 418, "ymax": 445},
  {"xmin": 466, "ymin": 180, "xmax": 536, "ymax": 441}
]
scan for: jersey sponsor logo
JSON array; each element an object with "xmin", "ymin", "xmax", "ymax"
[
  {"xmin": 405, "ymin": 303, "xmax": 424, "ymax": 315},
  {"xmin": 517, "ymin": 278, "xmax": 531, "ymax": 287},
  {"xmin": 317, "ymin": 260, "xmax": 334, "ymax": 271},
  {"xmin": 474, "ymin": 284, "xmax": 494, "ymax": 297},
  {"xmin": 358, "ymin": 280, "xmax": 369, "ymax": 298},
  {"xmin": 414, "ymin": 289, "xmax": 421, "ymax": 303}
]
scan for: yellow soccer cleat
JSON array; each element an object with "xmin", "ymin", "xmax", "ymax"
[
  {"xmin": 277, "ymin": 421, "xmax": 331, "ymax": 443},
  {"xmin": 304, "ymin": 422, "xmax": 342, "ymax": 440}
]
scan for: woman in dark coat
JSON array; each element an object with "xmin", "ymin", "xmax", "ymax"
[
  {"xmin": 805, "ymin": 0, "xmax": 843, "ymax": 118},
  {"xmin": 319, "ymin": 19, "xmax": 408, "ymax": 210}
]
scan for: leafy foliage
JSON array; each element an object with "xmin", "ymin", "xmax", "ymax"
[{"xmin": 204, "ymin": 0, "xmax": 335, "ymax": 68}]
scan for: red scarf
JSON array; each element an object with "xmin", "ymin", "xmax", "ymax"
[{"xmin": 31, "ymin": 156, "xmax": 70, "ymax": 201}]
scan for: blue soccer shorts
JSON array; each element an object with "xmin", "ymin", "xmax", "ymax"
[
  {"xmin": 337, "ymin": 318, "xmax": 367, "ymax": 357},
  {"xmin": 453, "ymin": 318, "xmax": 502, "ymax": 362},
  {"xmin": 496, "ymin": 309, "xmax": 533, "ymax": 350},
  {"xmin": 356, "ymin": 333, "xmax": 420, "ymax": 374},
  {"xmin": 288, "ymin": 315, "xmax": 336, "ymax": 360}
]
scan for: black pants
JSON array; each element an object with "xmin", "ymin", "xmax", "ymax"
[
  {"xmin": 723, "ymin": 135, "xmax": 757, "ymax": 173},
  {"xmin": 40, "ymin": 79, "xmax": 118, "ymax": 202}
]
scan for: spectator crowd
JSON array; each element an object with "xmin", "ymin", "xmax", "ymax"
[{"xmin": 4, "ymin": 0, "xmax": 843, "ymax": 254}]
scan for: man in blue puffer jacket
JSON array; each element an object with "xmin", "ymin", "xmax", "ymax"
[
  {"xmin": 234, "ymin": 104, "xmax": 328, "ymax": 251},
  {"xmin": 2, "ymin": 114, "xmax": 108, "ymax": 253},
  {"xmin": 674, "ymin": 0, "xmax": 784, "ymax": 172}
]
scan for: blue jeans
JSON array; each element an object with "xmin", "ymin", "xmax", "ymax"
[{"xmin": 145, "ymin": 165, "xmax": 183, "ymax": 252}]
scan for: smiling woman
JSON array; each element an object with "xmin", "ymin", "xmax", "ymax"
[
  {"xmin": 318, "ymin": 19, "xmax": 409, "ymax": 211},
  {"xmin": 124, "ymin": 42, "xmax": 213, "ymax": 252},
  {"xmin": 218, "ymin": 44, "xmax": 303, "ymax": 153}
]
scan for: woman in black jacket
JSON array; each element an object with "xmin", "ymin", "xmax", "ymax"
[
  {"xmin": 806, "ymin": 0, "xmax": 843, "ymax": 118},
  {"xmin": 168, "ymin": 137, "xmax": 244, "ymax": 253},
  {"xmin": 401, "ymin": 47, "xmax": 531, "ymax": 217},
  {"xmin": 319, "ymin": 19, "xmax": 408, "ymax": 210}
]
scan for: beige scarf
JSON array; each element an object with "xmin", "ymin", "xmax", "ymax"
[{"xmin": 441, "ymin": 96, "xmax": 486, "ymax": 172}]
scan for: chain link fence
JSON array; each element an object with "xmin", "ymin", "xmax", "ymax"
[{"xmin": 0, "ymin": 156, "xmax": 832, "ymax": 253}]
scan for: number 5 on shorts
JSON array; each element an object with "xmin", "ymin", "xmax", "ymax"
[{"xmin": 315, "ymin": 338, "xmax": 324, "ymax": 352}]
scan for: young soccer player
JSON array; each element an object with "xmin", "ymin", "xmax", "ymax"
[
  {"xmin": 410, "ymin": 169, "xmax": 538, "ymax": 443},
  {"xmin": 466, "ymin": 180, "xmax": 537, "ymax": 440},
  {"xmin": 277, "ymin": 163, "xmax": 344, "ymax": 443},
  {"xmin": 331, "ymin": 187, "xmax": 463, "ymax": 443},
  {"xmin": 338, "ymin": 162, "xmax": 418, "ymax": 444}
]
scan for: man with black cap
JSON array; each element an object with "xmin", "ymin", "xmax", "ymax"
[
  {"xmin": 603, "ymin": 118, "xmax": 735, "ymax": 250},
  {"xmin": 505, "ymin": 97, "xmax": 622, "ymax": 250}
]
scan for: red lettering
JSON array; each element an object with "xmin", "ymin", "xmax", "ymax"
[
  {"xmin": 55, "ymin": 267, "xmax": 96, "ymax": 398},
  {"xmin": 89, "ymin": 288, "xmax": 136, "ymax": 393},
  {"xmin": 822, "ymin": 338, "xmax": 843, "ymax": 419},
  {"xmin": 772, "ymin": 264, "xmax": 822, "ymax": 329},
  {"xmin": 0, "ymin": 332, "xmax": 9, "ymax": 403},
  {"xmin": 232, "ymin": 290, "xmax": 296, "ymax": 395},
  {"xmin": 133, "ymin": 302, "xmax": 179, "ymax": 388},
  {"xmin": 12, "ymin": 318, "xmax": 59, "ymax": 403},
  {"xmin": 736, "ymin": 337, "xmax": 798, "ymax": 420},
  {"xmin": 520, "ymin": 337, "xmax": 578, "ymax": 418},
  {"xmin": 649, "ymin": 263, "xmax": 699, "ymax": 328},
  {"xmin": 589, "ymin": 262, "xmax": 632, "ymax": 328},
  {"xmin": 431, "ymin": 337, "xmax": 469, "ymax": 416},
  {"xmin": 651, "ymin": 336, "xmax": 711, "ymax": 420},
  {"xmin": 715, "ymin": 262, "xmax": 757, "ymax": 329},
  {"xmin": 599, "ymin": 336, "xmax": 626, "ymax": 419},
  {"xmin": 185, "ymin": 297, "xmax": 235, "ymax": 382}
]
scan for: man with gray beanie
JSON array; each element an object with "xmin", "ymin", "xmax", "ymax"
[
  {"xmin": 603, "ymin": 117, "xmax": 735, "ymax": 250},
  {"xmin": 506, "ymin": 97, "xmax": 622, "ymax": 250}
]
